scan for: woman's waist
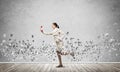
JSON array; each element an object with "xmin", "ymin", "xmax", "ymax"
[{"xmin": 52, "ymin": 35, "xmax": 63, "ymax": 42}]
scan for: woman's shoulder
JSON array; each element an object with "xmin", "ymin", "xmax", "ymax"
[
  {"xmin": 55, "ymin": 28, "xmax": 64, "ymax": 32},
  {"xmin": 58, "ymin": 29, "xmax": 64, "ymax": 34}
]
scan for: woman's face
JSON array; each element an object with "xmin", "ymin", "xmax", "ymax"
[{"xmin": 52, "ymin": 24, "xmax": 56, "ymax": 29}]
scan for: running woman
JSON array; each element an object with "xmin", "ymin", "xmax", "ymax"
[{"xmin": 40, "ymin": 22, "xmax": 74, "ymax": 68}]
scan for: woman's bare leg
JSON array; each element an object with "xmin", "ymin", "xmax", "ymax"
[
  {"xmin": 61, "ymin": 52, "xmax": 69, "ymax": 55},
  {"xmin": 60, "ymin": 51, "xmax": 75, "ymax": 59},
  {"xmin": 56, "ymin": 51, "xmax": 63, "ymax": 67}
]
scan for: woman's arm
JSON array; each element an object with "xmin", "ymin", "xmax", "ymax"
[
  {"xmin": 40, "ymin": 26, "xmax": 54, "ymax": 35},
  {"xmin": 42, "ymin": 31, "xmax": 55, "ymax": 35}
]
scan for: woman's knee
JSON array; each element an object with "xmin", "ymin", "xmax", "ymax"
[{"xmin": 56, "ymin": 51, "xmax": 61, "ymax": 55}]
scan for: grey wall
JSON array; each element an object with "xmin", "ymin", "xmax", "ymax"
[{"xmin": 0, "ymin": 0, "xmax": 120, "ymax": 62}]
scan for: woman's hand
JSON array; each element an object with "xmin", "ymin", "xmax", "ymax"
[
  {"xmin": 40, "ymin": 26, "xmax": 43, "ymax": 33},
  {"xmin": 41, "ymin": 30, "xmax": 43, "ymax": 33}
]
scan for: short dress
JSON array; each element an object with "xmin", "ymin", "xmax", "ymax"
[{"xmin": 42, "ymin": 28, "xmax": 65, "ymax": 52}]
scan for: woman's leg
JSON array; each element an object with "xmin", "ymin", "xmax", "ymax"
[
  {"xmin": 61, "ymin": 51, "xmax": 69, "ymax": 55},
  {"xmin": 60, "ymin": 51, "xmax": 75, "ymax": 59},
  {"xmin": 56, "ymin": 51, "xmax": 63, "ymax": 67}
]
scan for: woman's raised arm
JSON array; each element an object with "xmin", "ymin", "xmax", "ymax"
[{"xmin": 40, "ymin": 26, "xmax": 56, "ymax": 35}]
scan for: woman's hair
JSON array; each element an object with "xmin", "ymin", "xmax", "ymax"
[{"xmin": 53, "ymin": 22, "xmax": 59, "ymax": 28}]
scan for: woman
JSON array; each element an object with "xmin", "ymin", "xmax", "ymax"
[
  {"xmin": 40, "ymin": 22, "xmax": 74, "ymax": 68},
  {"xmin": 40, "ymin": 23, "xmax": 64, "ymax": 67}
]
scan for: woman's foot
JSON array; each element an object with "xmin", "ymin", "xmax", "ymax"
[
  {"xmin": 70, "ymin": 52, "xmax": 75, "ymax": 59},
  {"xmin": 56, "ymin": 65, "xmax": 63, "ymax": 68}
]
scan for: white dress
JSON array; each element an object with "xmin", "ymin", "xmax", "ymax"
[{"xmin": 42, "ymin": 28, "xmax": 65, "ymax": 52}]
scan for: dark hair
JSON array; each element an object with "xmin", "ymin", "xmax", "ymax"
[{"xmin": 53, "ymin": 22, "xmax": 59, "ymax": 28}]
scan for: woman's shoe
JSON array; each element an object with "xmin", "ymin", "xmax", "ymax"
[
  {"xmin": 56, "ymin": 65, "xmax": 63, "ymax": 68},
  {"xmin": 70, "ymin": 52, "xmax": 75, "ymax": 59}
]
